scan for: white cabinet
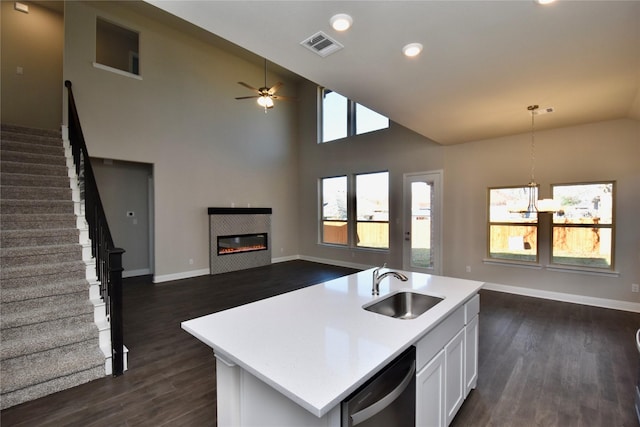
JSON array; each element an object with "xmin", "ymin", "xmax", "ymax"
[
  {"xmin": 464, "ymin": 293, "xmax": 479, "ymax": 395},
  {"xmin": 415, "ymin": 293, "xmax": 479, "ymax": 427},
  {"xmin": 465, "ymin": 314, "xmax": 479, "ymax": 394},
  {"xmin": 416, "ymin": 349, "xmax": 445, "ymax": 427},
  {"xmin": 445, "ymin": 328, "xmax": 465, "ymax": 425}
]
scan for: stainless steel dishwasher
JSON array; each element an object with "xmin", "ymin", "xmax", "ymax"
[{"xmin": 341, "ymin": 346, "xmax": 416, "ymax": 427}]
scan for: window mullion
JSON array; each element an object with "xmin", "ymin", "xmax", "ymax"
[{"xmin": 347, "ymin": 100, "xmax": 357, "ymax": 137}]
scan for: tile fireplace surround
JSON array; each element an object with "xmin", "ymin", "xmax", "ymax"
[{"xmin": 208, "ymin": 207, "xmax": 272, "ymax": 275}]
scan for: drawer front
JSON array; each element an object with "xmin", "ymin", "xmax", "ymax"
[
  {"xmin": 464, "ymin": 293, "xmax": 480, "ymax": 324},
  {"xmin": 416, "ymin": 306, "xmax": 464, "ymax": 371}
]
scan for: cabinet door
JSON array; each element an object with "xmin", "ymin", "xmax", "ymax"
[
  {"xmin": 445, "ymin": 328, "xmax": 465, "ymax": 425},
  {"xmin": 416, "ymin": 349, "xmax": 445, "ymax": 427},
  {"xmin": 465, "ymin": 315, "xmax": 479, "ymax": 395}
]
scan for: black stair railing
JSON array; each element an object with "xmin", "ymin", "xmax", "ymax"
[{"xmin": 65, "ymin": 80, "xmax": 125, "ymax": 376}]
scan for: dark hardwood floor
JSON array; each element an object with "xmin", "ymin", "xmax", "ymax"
[{"xmin": 2, "ymin": 260, "xmax": 638, "ymax": 426}]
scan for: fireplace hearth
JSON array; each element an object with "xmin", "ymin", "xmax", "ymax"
[{"xmin": 208, "ymin": 207, "xmax": 272, "ymax": 275}]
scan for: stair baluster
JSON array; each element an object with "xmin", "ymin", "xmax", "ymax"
[{"xmin": 64, "ymin": 80, "xmax": 125, "ymax": 376}]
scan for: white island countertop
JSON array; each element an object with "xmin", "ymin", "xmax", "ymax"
[{"xmin": 182, "ymin": 269, "xmax": 484, "ymax": 418}]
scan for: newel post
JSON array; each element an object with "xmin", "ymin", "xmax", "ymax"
[{"xmin": 108, "ymin": 247, "xmax": 126, "ymax": 376}]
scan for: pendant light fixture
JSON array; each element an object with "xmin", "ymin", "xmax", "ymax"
[{"xmin": 511, "ymin": 105, "xmax": 559, "ymax": 214}]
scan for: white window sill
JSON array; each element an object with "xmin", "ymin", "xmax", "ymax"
[
  {"xmin": 93, "ymin": 62, "xmax": 142, "ymax": 80},
  {"xmin": 483, "ymin": 258, "xmax": 620, "ymax": 277},
  {"xmin": 482, "ymin": 259, "xmax": 542, "ymax": 270},
  {"xmin": 545, "ymin": 264, "xmax": 620, "ymax": 278}
]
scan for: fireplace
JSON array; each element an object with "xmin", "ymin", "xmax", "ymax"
[
  {"xmin": 208, "ymin": 207, "xmax": 272, "ymax": 275},
  {"xmin": 217, "ymin": 233, "xmax": 268, "ymax": 256}
]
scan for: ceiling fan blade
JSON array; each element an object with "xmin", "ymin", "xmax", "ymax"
[
  {"xmin": 235, "ymin": 95, "xmax": 260, "ymax": 100},
  {"xmin": 268, "ymin": 82, "xmax": 283, "ymax": 95},
  {"xmin": 272, "ymin": 95, "xmax": 296, "ymax": 101},
  {"xmin": 237, "ymin": 81, "xmax": 259, "ymax": 92}
]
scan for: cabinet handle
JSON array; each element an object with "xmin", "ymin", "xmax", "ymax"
[{"xmin": 350, "ymin": 361, "xmax": 416, "ymax": 426}]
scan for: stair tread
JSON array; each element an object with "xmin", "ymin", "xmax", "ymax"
[
  {"xmin": 1, "ymin": 317, "xmax": 98, "ymax": 361},
  {"xmin": 0, "ymin": 341, "xmax": 104, "ymax": 394},
  {"xmin": 1, "ymin": 278, "xmax": 88, "ymax": 303},
  {"xmin": 1, "ymin": 243, "xmax": 82, "ymax": 255},
  {"xmin": 0, "ymin": 124, "xmax": 109, "ymax": 409},
  {"xmin": 2, "ymin": 294, "xmax": 93, "ymax": 330}
]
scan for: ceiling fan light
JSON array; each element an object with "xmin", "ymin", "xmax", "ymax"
[
  {"xmin": 330, "ymin": 13, "xmax": 353, "ymax": 31},
  {"xmin": 402, "ymin": 43, "xmax": 423, "ymax": 57},
  {"xmin": 257, "ymin": 96, "xmax": 273, "ymax": 108}
]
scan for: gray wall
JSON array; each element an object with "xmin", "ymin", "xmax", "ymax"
[
  {"xmin": 443, "ymin": 118, "xmax": 640, "ymax": 304},
  {"xmin": 93, "ymin": 159, "xmax": 153, "ymax": 277},
  {"xmin": 297, "ymin": 77, "xmax": 640, "ymax": 305},
  {"xmin": 297, "ymin": 80, "xmax": 444, "ymax": 269},
  {"xmin": 1, "ymin": 1, "xmax": 63, "ymax": 129},
  {"xmin": 61, "ymin": 1, "xmax": 640, "ymax": 305},
  {"xmin": 64, "ymin": 1, "xmax": 300, "ymax": 280}
]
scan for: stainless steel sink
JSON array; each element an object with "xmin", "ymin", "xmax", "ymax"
[{"xmin": 364, "ymin": 291, "xmax": 444, "ymax": 320}]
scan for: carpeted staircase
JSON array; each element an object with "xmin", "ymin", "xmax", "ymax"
[{"xmin": 0, "ymin": 124, "xmax": 106, "ymax": 410}]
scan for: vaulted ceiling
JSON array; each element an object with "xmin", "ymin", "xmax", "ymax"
[{"xmin": 144, "ymin": 1, "xmax": 640, "ymax": 145}]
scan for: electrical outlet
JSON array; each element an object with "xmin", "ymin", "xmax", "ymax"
[
  {"xmin": 632, "ymin": 283, "xmax": 639, "ymax": 293},
  {"xmin": 466, "ymin": 265, "xmax": 471, "ymax": 273},
  {"xmin": 189, "ymin": 258, "xmax": 194, "ymax": 265}
]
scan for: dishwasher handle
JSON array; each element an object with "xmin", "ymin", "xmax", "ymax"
[{"xmin": 350, "ymin": 361, "xmax": 416, "ymax": 426}]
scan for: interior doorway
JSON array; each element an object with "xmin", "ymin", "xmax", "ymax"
[
  {"xmin": 92, "ymin": 158, "xmax": 154, "ymax": 278},
  {"xmin": 402, "ymin": 171, "xmax": 442, "ymax": 275}
]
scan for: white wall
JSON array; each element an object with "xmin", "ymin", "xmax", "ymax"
[{"xmin": 63, "ymin": 1, "xmax": 300, "ymax": 280}]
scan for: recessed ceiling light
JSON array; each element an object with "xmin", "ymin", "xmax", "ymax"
[
  {"xmin": 402, "ymin": 43, "xmax": 423, "ymax": 57},
  {"xmin": 535, "ymin": 0, "xmax": 556, "ymax": 4},
  {"xmin": 330, "ymin": 13, "xmax": 353, "ymax": 31}
]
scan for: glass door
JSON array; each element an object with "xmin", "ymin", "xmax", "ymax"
[{"xmin": 403, "ymin": 171, "xmax": 442, "ymax": 275}]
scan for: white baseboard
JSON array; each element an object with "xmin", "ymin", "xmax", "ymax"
[
  {"xmin": 123, "ymin": 268, "xmax": 151, "ymax": 278},
  {"xmin": 483, "ymin": 282, "xmax": 640, "ymax": 313},
  {"xmin": 272, "ymin": 255, "xmax": 300, "ymax": 263},
  {"xmin": 298, "ymin": 255, "xmax": 371, "ymax": 271},
  {"xmin": 153, "ymin": 268, "xmax": 209, "ymax": 283},
  {"xmin": 149, "ymin": 257, "xmax": 638, "ymax": 313}
]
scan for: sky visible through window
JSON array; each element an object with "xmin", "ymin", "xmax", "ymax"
[{"xmin": 322, "ymin": 90, "xmax": 389, "ymax": 142}]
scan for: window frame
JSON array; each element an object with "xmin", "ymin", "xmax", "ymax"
[
  {"xmin": 319, "ymin": 175, "xmax": 348, "ymax": 246},
  {"xmin": 550, "ymin": 181, "xmax": 616, "ymax": 271},
  {"xmin": 319, "ymin": 171, "xmax": 390, "ymax": 251},
  {"xmin": 486, "ymin": 185, "xmax": 540, "ymax": 264},
  {"xmin": 94, "ymin": 16, "xmax": 142, "ymax": 80},
  {"xmin": 319, "ymin": 88, "xmax": 389, "ymax": 143}
]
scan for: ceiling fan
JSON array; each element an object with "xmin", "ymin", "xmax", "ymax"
[{"xmin": 235, "ymin": 58, "xmax": 295, "ymax": 111}]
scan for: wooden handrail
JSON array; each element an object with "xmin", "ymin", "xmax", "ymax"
[{"xmin": 65, "ymin": 80, "xmax": 125, "ymax": 376}]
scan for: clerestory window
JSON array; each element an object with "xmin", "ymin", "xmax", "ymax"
[{"xmin": 319, "ymin": 88, "xmax": 389, "ymax": 143}]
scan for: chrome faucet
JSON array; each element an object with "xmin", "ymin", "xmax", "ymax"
[{"xmin": 372, "ymin": 264, "xmax": 408, "ymax": 296}]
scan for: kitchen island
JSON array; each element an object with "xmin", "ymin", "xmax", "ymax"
[{"xmin": 182, "ymin": 268, "xmax": 483, "ymax": 426}]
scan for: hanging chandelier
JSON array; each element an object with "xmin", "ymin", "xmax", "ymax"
[{"xmin": 511, "ymin": 105, "xmax": 559, "ymax": 214}]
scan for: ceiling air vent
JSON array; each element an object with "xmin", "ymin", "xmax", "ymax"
[{"xmin": 300, "ymin": 31, "xmax": 343, "ymax": 57}]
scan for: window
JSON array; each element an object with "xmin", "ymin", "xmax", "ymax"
[
  {"xmin": 487, "ymin": 186, "xmax": 538, "ymax": 262},
  {"xmin": 356, "ymin": 172, "xmax": 389, "ymax": 249},
  {"xmin": 96, "ymin": 17, "xmax": 140, "ymax": 76},
  {"xmin": 320, "ymin": 172, "xmax": 389, "ymax": 249},
  {"xmin": 551, "ymin": 182, "xmax": 615, "ymax": 269},
  {"xmin": 321, "ymin": 176, "xmax": 348, "ymax": 245},
  {"xmin": 320, "ymin": 88, "xmax": 389, "ymax": 143}
]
